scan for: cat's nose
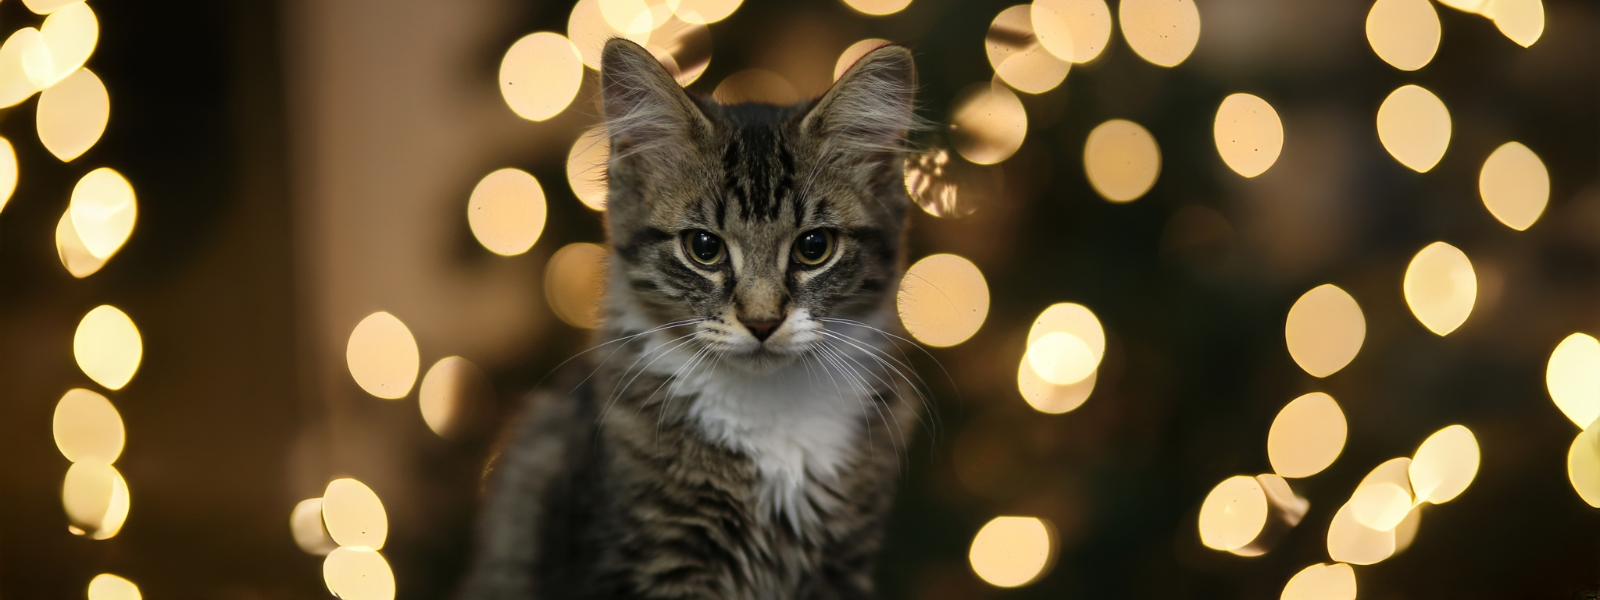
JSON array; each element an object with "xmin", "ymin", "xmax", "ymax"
[{"xmin": 739, "ymin": 317, "xmax": 784, "ymax": 342}]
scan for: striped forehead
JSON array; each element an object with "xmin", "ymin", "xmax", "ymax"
[{"xmin": 706, "ymin": 103, "xmax": 808, "ymax": 228}]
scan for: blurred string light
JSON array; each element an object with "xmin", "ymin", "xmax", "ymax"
[
  {"xmin": 1546, "ymin": 333, "xmax": 1600, "ymax": 429},
  {"xmin": 712, "ymin": 69, "xmax": 799, "ymax": 105},
  {"xmin": 1484, "ymin": 0, "xmax": 1544, "ymax": 47},
  {"xmin": 1018, "ymin": 303, "xmax": 1105, "ymax": 412},
  {"xmin": 1212, "ymin": 93, "xmax": 1283, "ymax": 178},
  {"xmin": 835, "ymin": 39, "xmax": 889, "ymax": 81},
  {"xmin": 1376, "ymin": 84, "xmax": 1451, "ymax": 173},
  {"xmin": 1402, "ymin": 242, "xmax": 1476, "ymax": 336},
  {"xmin": 74, "ymin": 305, "xmax": 142, "ymax": 390},
  {"xmin": 569, "ymin": 0, "xmax": 645, "ymax": 69},
  {"xmin": 290, "ymin": 498, "xmax": 338, "ymax": 556},
  {"xmin": 1478, "ymin": 141, "xmax": 1548, "ymax": 231},
  {"xmin": 0, "ymin": 137, "xmax": 16, "ymax": 213},
  {"xmin": 1267, "ymin": 392, "xmax": 1347, "ymax": 478},
  {"xmin": 1280, "ymin": 563, "xmax": 1356, "ymax": 600},
  {"xmin": 1327, "ymin": 425, "xmax": 1478, "ymax": 566},
  {"xmin": 1117, "ymin": 0, "xmax": 1200, "ymax": 68},
  {"xmin": 498, "ymin": 32, "xmax": 582, "ymax": 122},
  {"xmin": 56, "ymin": 208, "xmax": 108, "ymax": 277},
  {"xmin": 1284, "ymin": 284, "xmax": 1365, "ymax": 378},
  {"xmin": 672, "ymin": 0, "xmax": 742, "ymax": 24},
  {"xmin": 545, "ymin": 243, "xmax": 609, "ymax": 329},
  {"xmin": 87, "ymin": 574, "xmax": 141, "ymax": 600},
  {"xmin": 1198, "ymin": 476, "xmax": 1269, "ymax": 552},
  {"xmin": 643, "ymin": 12, "xmax": 712, "ymax": 86},
  {"xmin": 467, "ymin": 168, "xmax": 547, "ymax": 256},
  {"xmin": 418, "ymin": 356, "xmax": 494, "ymax": 440},
  {"xmin": 968, "ymin": 516, "xmax": 1056, "ymax": 588},
  {"xmin": 1031, "ymin": 0, "xmax": 1111, "ymax": 63},
  {"xmin": 0, "ymin": 29, "xmax": 46, "ymax": 107},
  {"xmin": 1364, "ymin": 0, "xmax": 1440, "ymax": 71},
  {"xmin": 53, "ymin": 388, "xmax": 124, "ymax": 464},
  {"xmin": 897, "ymin": 253, "xmax": 990, "ymax": 348},
  {"xmin": 1018, "ymin": 363, "xmax": 1095, "ymax": 414},
  {"xmin": 345, "ymin": 311, "xmax": 421, "ymax": 400},
  {"xmin": 69, "ymin": 168, "xmax": 137, "ymax": 260},
  {"xmin": 1568, "ymin": 425, "xmax": 1600, "ymax": 507},
  {"xmin": 902, "ymin": 148, "xmax": 998, "ymax": 218},
  {"xmin": 307, "ymin": 479, "xmax": 397, "ymax": 599},
  {"xmin": 949, "ymin": 82, "xmax": 1027, "ymax": 165},
  {"xmin": 841, "ymin": 0, "xmax": 912, "ymax": 17},
  {"xmin": 62, "ymin": 459, "xmax": 130, "ymax": 539},
  {"xmin": 1082, "ymin": 119, "xmax": 1160, "ymax": 203},
  {"xmin": 29, "ymin": 2, "xmax": 98, "ymax": 88},
  {"xmin": 984, "ymin": 5, "xmax": 1070, "ymax": 95},
  {"xmin": 1409, "ymin": 425, "xmax": 1480, "ymax": 505},
  {"xmin": 323, "ymin": 547, "xmax": 396, "ymax": 600},
  {"xmin": 21, "ymin": 0, "xmax": 83, "ymax": 15},
  {"xmin": 566, "ymin": 126, "xmax": 610, "ymax": 211},
  {"xmin": 37, "ymin": 67, "xmax": 108, "ymax": 161},
  {"xmin": 322, "ymin": 478, "xmax": 388, "ymax": 549}
]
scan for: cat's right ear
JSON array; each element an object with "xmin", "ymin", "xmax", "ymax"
[{"xmin": 600, "ymin": 38, "xmax": 709, "ymax": 173}]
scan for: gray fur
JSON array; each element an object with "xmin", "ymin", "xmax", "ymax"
[{"xmin": 460, "ymin": 39, "xmax": 921, "ymax": 600}]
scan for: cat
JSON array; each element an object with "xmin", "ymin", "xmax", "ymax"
[{"xmin": 459, "ymin": 38, "xmax": 922, "ymax": 600}]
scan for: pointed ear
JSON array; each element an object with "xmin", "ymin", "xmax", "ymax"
[
  {"xmin": 800, "ymin": 44, "xmax": 919, "ymax": 159},
  {"xmin": 600, "ymin": 38, "xmax": 709, "ymax": 171}
]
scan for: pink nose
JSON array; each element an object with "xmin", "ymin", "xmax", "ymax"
[{"xmin": 739, "ymin": 318, "xmax": 783, "ymax": 342}]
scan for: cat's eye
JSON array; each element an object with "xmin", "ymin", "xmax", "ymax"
[
  {"xmin": 683, "ymin": 230, "xmax": 725, "ymax": 266},
  {"xmin": 792, "ymin": 230, "xmax": 834, "ymax": 267}
]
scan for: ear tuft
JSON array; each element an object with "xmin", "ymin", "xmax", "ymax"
[
  {"xmin": 600, "ymin": 38, "xmax": 706, "ymax": 166},
  {"xmin": 802, "ymin": 44, "xmax": 921, "ymax": 158}
]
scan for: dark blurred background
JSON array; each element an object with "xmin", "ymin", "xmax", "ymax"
[{"xmin": 1, "ymin": 0, "xmax": 1597, "ymax": 598}]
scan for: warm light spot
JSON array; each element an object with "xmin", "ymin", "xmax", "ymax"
[
  {"xmin": 62, "ymin": 460, "xmax": 129, "ymax": 539},
  {"xmin": 0, "ymin": 29, "xmax": 45, "ymax": 108},
  {"xmin": 968, "ymin": 516, "xmax": 1056, "ymax": 588},
  {"xmin": 1349, "ymin": 482, "xmax": 1412, "ymax": 531},
  {"xmin": 903, "ymin": 148, "xmax": 998, "ymax": 218},
  {"xmin": 985, "ymin": 5, "xmax": 1071, "ymax": 95},
  {"xmin": 1198, "ymin": 476, "xmax": 1268, "ymax": 551},
  {"xmin": 291, "ymin": 498, "xmax": 338, "ymax": 556},
  {"xmin": 22, "ymin": 0, "xmax": 81, "ymax": 15},
  {"xmin": 1083, "ymin": 119, "xmax": 1160, "ymax": 203},
  {"xmin": 1402, "ymin": 242, "xmax": 1476, "ymax": 336},
  {"xmin": 1437, "ymin": 0, "xmax": 1489, "ymax": 13},
  {"xmin": 1365, "ymin": 0, "xmax": 1439, "ymax": 71},
  {"xmin": 1377, "ymin": 84, "xmax": 1451, "ymax": 172},
  {"xmin": 74, "ymin": 305, "xmax": 142, "ymax": 391},
  {"xmin": 0, "ymin": 137, "xmax": 15, "ymax": 213},
  {"xmin": 499, "ymin": 33, "xmax": 583, "ymax": 122},
  {"xmin": 1284, "ymin": 284, "xmax": 1365, "ymax": 378},
  {"xmin": 87, "ymin": 574, "xmax": 141, "ymax": 600},
  {"xmin": 1567, "ymin": 425, "xmax": 1600, "ymax": 508},
  {"xmin": 712, "ymin": 69, "xmax": 799, "ymax": 105},
  {"xmin": 1267, "ymin": 392, "xmax": 1347, "ymax": 478},
  {"xmin": 645, "ymin": 13, "xmax": 711, "ymax": 86},
  {"xmin": 37, "ymin": 67, "xmax": 108, "ymax": 161},
  {"xmin": 898, "ymin": 254, "xmax": 990, "ymax": 348},
  {"xmin": 1213, "ymin": 93, "xmax": 1283, "ymax": 178},
  {"xmin": 345, "ymin": 312, "xmax": 421, "ymax": 400},
  {"xmin": 1118, "ymin": 0, "xmax": 1200, "ymax": 67},
  {"xmin": 599, "ymin": 0, "xmax": 653, "ymax": 32},
  {"xmin": 1486, "ymin": 0, "xmax": 1543, "ymax": 47},
  {"xmin": 1393, "ymin": 504, "xmax": 1423, "ymax": 553},
  {"xmin": 419, "ymin": 356, "xmax": 494, "ymax": 440},
  {"xmin": 566, "ymin": 126, "xmax": 610, "ymax": 211},
  {"xmin": 546, "ymin": 243, "xmax": 610, "ymax": 329},
  {"xmin": 323, "ymin": 547, "xmax": 396, "ymax": 600},
  {"xmin": 1026, "ymin": 332, "xmax": 1096, "ymax": 385},
  {"xmin": 950, "ymin": 82, "xmax": 1027, "ymax": 165},
  {"xmin": 842, "ymin": 0, "xmax": 912, "ymax": 16},
  {"xmin": 468, "ymin": 168, "xmax": 547, "ymax": 256},
  {"xmin": 1547, "ymin": 333, "xmax": 1600, "ymax": 429},
  {"xmin": 1018, "ymin": 359, "xmax": 1095, "ymax": 414},
  {"xmin": 56, "ymin": 209, "xmax": 107, "ymax": 278},
  {"xmin": 1027, "ymin": 303, "xmax": 1106, "ymax": 367},
  {"xmin": 834, "ymin": 39, "xmax": 889, "ymax": 82},
  {"xmin": 53, "ymin": 388, "xmax": 124, "ymax": 464},
  {"xmin": 1033, "ymin": 0, "xmax": 1111, "ymax": 63},
  {"xmin": 674, "ymin": 0, "xmax": 742, "ymax": 24},
  {"xmin": 1280, "ymin": 563, "xmax": 1357, "ymax": 600},
  {"xmin": 69, "ymin": 168, "xmax": 137, "ymax": 260},
  {"xmin": 322, "ymin": 478, "xmax": 388, "ymax": 550},
  {"xmin": 35, "ymin": 2, "xmax": 97, "ymax": 87},
  {"xmin": 1326, "ymin": 501, "xmax": 1395, "ymax": 565},
  {"xmin": 1478, "ymin": 141, "xmax": 1547, "ymax": 231},
  {"xmin": 1409, "ymin": 424, "xmax": 1480, "ymax": 504},
  {"xmin": 569, "ymin": 0, "xmax": 638, "ymax": 69}
]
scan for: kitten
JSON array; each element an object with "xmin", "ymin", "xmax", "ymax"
[{"xmin": 460, "ymin": 38, "xmax": 921, "ymax": 599}]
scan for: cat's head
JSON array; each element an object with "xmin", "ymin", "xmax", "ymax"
[{"xmin": 598, "ymin": 38, "xmax": 917, "ymax": 373}]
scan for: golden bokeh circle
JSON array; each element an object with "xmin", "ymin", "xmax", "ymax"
[
  {"xmin": 468, "ymin": 168, "xmax": 548, "ymax": 256},
  {"xmin": 1213, "ymin": 93, "xmax": 1283, "ymax": 178},
  {"xmin": 1365, "ymin": 0, "xmax": 1440, "ymax": 71},
  {"xmin": 322, "ymin": 478, "xmax": 389, "ymax": 550},
  {"xmin": 1402, "ymin": 242, "xmax": 1476, "ymax": 336},
  {"xmin": 545, "ymin": 243, "xmax": 610, "ymax": 329},
  {"xmin": 74, "ymin": 305, "xmax": 143, "ymax": 390},
  {"xmin": 985, "ymin": 5, "xmax": 1070, "ymax": 95},
  {"xmin": 1267, "ymin": 392, "xmax": 1347, "ymax": 478},
  {"xmin": 1478, "ymin": 141, "xmax": 1548, "ymax": 231},
  {"xmin": 950, "ymin": 82, "xmax": 1027, "ymax": 165},
  {"xmin": 1083, "ymin": 119, "xmax": 1160, "ymax": 203},
  {"xmin": 968, "ymin": 516, "xmax": 1056, "ymax": 588},
  {"xmin": 1377, "ymin": 84, "xmax": 1451, "ymax": 173},
  {"xmin": 1284, "ymin": 284, "xmax": 1365, "ymax": 378},
  {"xmin": 345, "ymin": 311, "xmax": 421, "ymax": 400},
  {"xmin": 897, "ymin": 253, "xmax": 990, "ymax": 348},
  {"xmin": 499, "ymin": 32, "xmax": 583, "ymax": 121},
  {"xmin": 1118, "ymin": 0, "xmax": 1200, "ymax": 68}
]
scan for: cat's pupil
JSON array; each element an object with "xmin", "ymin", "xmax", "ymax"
[
  {"xmin": 688, "ymin": 231, "xmax": 722, "ymax": 263},
  {"xmin": 796, "ymin": 231, "xmax": 829, "ymax": 263}
]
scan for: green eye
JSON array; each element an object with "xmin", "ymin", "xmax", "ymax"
[
  {"xmin": 684, "ymin": 230, "xmax": 725, "ymax": 266},
  {"xmin": 793, "ymin": 230, "xmax": 834, "ymax": 266}
]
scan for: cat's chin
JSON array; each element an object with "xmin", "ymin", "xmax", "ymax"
[{"xmin": 716, "ymin": 345, "xmax": 809, "ymax": 375}]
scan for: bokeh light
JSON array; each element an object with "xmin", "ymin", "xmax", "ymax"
[
  {"xmin": 1280, "ymin": 563, "xmax": 1357, "ymax": 600},
  {"xmin": 53, "ymin": 388, "xmax": 124, "ymax": 464},
  {"xmin": 569, "ymin": 0, "xmax": 640, "ymax": 69},
  {"xmin": 1083, "ymin": 119, "xmax": 1160, "ymax": 203},
  {"xmin": 1017, "ymin": 360, "xmax": 1095, "ymax": 414},
  {"xmin": 545, "ymin": 243, "xmax": 609, "ymax": 329},
  {"xmin": 1032, "ymin": 0, "xmax": 1111, "ymax": 63},
  {"xmin": 598, "ymin": 0, "xmax": 654, "ymax": 32},
  {"xmin": 1118, "ymin": 0, "xmax": 1200, "ymax": 68},
  {"xmin": 322, "ymin": 478, "xmax": 388, "ymax": 550},
  {"xmin": 1478, "ymin": 141, "xmax": 1548, "ymax": 231},
  {"xmin": 566, "ymin": 126, "xmax": 610, "ymax": 211},
  {"xmin": 1438, "ymin": 0, "xmax": 1489, "ymax": 12},
  {"xmin": 1027, "ymin": 302, "xmax": 1105, "ymax": 367},
  {"xmin": 37, "ymin": 67, "xmax": 109, "ymax": 162},
  {"xmin": 87, "ymin": 574, "xmax": 141, "ymax": 600},
  {"xmin": 1026, "ymin": 332, "xmax": 1096, "ymax": 385},
  {"xmin": 673, "ymin": 0, "xmax": 742, "ymax": 24},
  {"xmin": 74, "ymin": 305, "xmax": 143, "ymax": 391},
  {"xmin": 1409, "ymin": 424, "xmax": 1480, "ymax": 504},
  {"xmin": 56, "ymin": 209, "xmax": 107, "ymax": 277},
  {"xmin": 1393, "ymin": 503, "xmax": 1423, "ymax": 553},
  {"xmin": 1284, "ymin": 284, "xmax": 1365, "ymax": 378},
  {"xmin": 1327, "ymin": 500, "xmax": 1396, "ymax": 565},
  {"xmin": 1402, "ymin": 242, "xmax": 1477, "ymax": 336},
  {"xmin": 34, "ymin": 1, "xmax": 98, "ymax": 87},
  {"xmin": 68, "ymin": 167, "xmax": 137, "ymax": 260},
  {"xmin": 712, "ymin": 69, "xmax": 800, "ymax": 105},
  {"xmin": 0, "ymin": 29, "xmax": 44, "ymax": 108},
  {"xmin": 1198, "ymin": 475, "xmax": 1267, "ymax": 552},
  {"xmin": 950, "ymin": 82, "xmax": 1027, "ymax": 165},
  {"xmin": 419, "ymin": 356, "xmax": 494, "ymax": 440},
  {"xmin": 1487, "ymin": 0, "xmax": 1543, "ymax": 47},
  {"xmin": 290, "ymin": 498, "xmax": 338, "ymax": 556},
  {"xmin": 985, "ymin": 5, "xmax": 1071, "ymax": 95},
  {"xmin": 21, "ymin": 0, "xmax": 80, "ymax": 15},
  {"xmin": 1349, "ymin": 481, "xmax": 1412, "ymax": 531},
  {"xmin": 345, "ymin": 311, "xmax": 421, "ymax": 400},
  {"xmin": 644, "ymin": 13, "xmax": 711, "ymax": 86},
  {"xmin": 835, "ymin": 39, "xmax": 889, "ymax": 81},
  {"xmin": 1567, "ymin": 425, "xmax": 1600, "ymax": 507},
  {"xmin": 1376, "ymin": 84, "xmax": 1451, "ymax": 173},
  {"xmin": 62, "ymin": 460, "xmax": 129, "ymax": 539},
  {"xmin": 323, "ymin": 546, "xmax": 396, "ymax": 600},
  {"xmin": 968, "ymin": 516, "xmax": 1056, "ymax": 588},
  {"xmin": 1268, "ymin": 392, "xmax": 1347, "ymax": 478},
  {"xmin": 1365, "ymin": 0, "xmax": 1440, "ymax": 71},
  {"xmin": 842, "ymin": 0, "xmax": 912, "ymax": 16},
  {"xmin": 1213, "ymin": 93, "xmax": 1283, "ymax": 178},
  {"xmin": 898, "ymin": 253, "xmax": 990, "ymax": 347},
  {"xmin": 903, "ymin": 147, "xmax": 998, "ymax": 218},
  {"xmin": 468, "ymin": 168, "xmax": 547, "ymax": 256},
  {"xmin": 499, "ymin": 32, "xmax": 583, "ymax": 122},
  {"xmin": 1547, "ymin": 333, "xmax": 1600, "ymax": 429},
  {"xmin": 0, "ymin": 137, "xmax": 16, "ymax": 213}
]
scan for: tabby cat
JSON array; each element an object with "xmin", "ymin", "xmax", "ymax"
[{"xmin": 459, "ymin": 38, "xmax": 922, "ymax": 599}]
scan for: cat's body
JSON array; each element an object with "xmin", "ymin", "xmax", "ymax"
[{"xmin": 461, "ymin": 39, "xmax": 921, "ymax": 599}]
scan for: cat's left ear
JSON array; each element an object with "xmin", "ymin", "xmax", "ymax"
[
  {"xmin": 800, "ymin": 44, "xmax": 919, "ymax": 159},
  {"xmin": 600, "ymin": 38, "xmax": 711, "ymax": 173}
]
